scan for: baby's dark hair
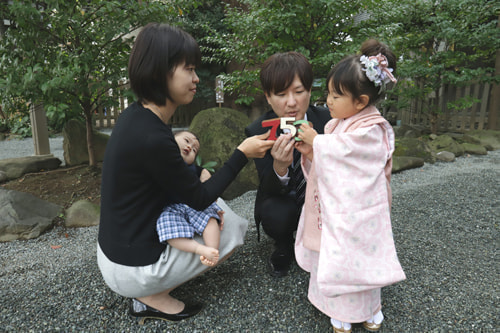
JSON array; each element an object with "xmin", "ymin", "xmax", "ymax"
[
  {"xmin": 174, "ymin": 130, "xmax": 198, "ymax": 139},
  {"xmin": 326, "ymin": 39, "xmax": 396, "ymax": 105}
]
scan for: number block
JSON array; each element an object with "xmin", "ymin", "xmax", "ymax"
[{"xmin": 261, "ymin": 117, "xmax": 312, "ymax": 140}]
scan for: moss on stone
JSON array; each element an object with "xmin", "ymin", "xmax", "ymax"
[{"xmin": 190, "ymin": 107, "xmax": 258, "ymax": 199}]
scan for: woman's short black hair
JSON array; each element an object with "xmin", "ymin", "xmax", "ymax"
[
  {"xmin": 128, "ymin": 23, "xmax": 201, "ymax": 106},
  {"xmin": 260, "ymin": 51, "xmax": 313, "ymax": 95}
]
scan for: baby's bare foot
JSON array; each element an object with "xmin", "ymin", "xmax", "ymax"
[
  {"xmin": 198, "ymin": 247, "xmax": 219, "ymax": 266},
  {"xmin": 200, "ymin": 255, "xmax": 217, "ymax": 266}
]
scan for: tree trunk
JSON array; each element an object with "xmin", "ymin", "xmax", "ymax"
[
  {"xmin": 84, "ymin": 109, "xmax": 96, "ymax": 167},
  {"xmin": 429, "ymin": 87, "xmax": 440, "ymax": 134},
  {"xmin": 0, "ymin": 105, "xmax": 6, "ymax": 119},
  {"xmin": 429, "ymin": 113, "xmax": 438, "ymax": 134}
]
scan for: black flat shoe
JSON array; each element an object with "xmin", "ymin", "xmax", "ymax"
[
  {"xmin": 129, "ymin": 299, "xmax": 203, "ymax": 324},
  {"xmin": 268, "ymin": 248, "xmax": 293, "ymax": 278},
  {"xmin": 268, "ymin": 255, "xmax": 290, "ymax": 277}
]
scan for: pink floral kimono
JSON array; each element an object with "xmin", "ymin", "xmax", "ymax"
[{"xmin": 295, "ymin": 106, "xmax": 406, "ymax": 323}]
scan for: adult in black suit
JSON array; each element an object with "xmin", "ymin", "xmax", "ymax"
[{"xmin": 245, "ymin": 52, "xmax": 331, "ymax": 277}]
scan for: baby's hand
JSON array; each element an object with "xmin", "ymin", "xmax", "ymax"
[
  {"xmin": 200, "ymin": 168, "xmax": 211, "ymax": 183},
  {"xmin": 297, "ymin": 123, "xmax": 317, "ymax": 146}
]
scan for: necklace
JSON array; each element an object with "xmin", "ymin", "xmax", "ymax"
[{"xmin": 143, "ymin": 102, "xmax": 168, "ymax": 124}]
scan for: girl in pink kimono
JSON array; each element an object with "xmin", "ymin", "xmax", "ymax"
[{"xmin": 295, "ymin": 40, "xmax": 406, "ymax": 333}]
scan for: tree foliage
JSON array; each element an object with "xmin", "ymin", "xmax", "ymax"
[
  {"xmin": 0, "ymin": 0, "xmax": 181, "ymax": 165},
  {"xmin": 197, "ymin": 0, "xmax": 499, "ymax": 128},
  {"xmin": 205, "ymin": 0, "xmax": 366, "ymax": 105},
  {"xmin": 360, "ymin": 0, "xmax": 499, "ymax": 131},
  {"xmin": 174, "ymin": 0, "xmax": 228, "ymax": 107},
  {"xmin": 0, "ymin": 0, "xmax": 498, "ymax": 143}
]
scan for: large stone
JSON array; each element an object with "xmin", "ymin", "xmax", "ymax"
[
  {"xmin": 393, "ymin": 125, "xmax": 415, "ymax": 138},
  {"xmin": 394, "ymin": 137, "xmax": 435, "ymax": 163},
  {"xmin": 442, "ymin": 132, "xmax": 464, "ymax": 141},
  {"xmin": 0, "ymin": 188, "xmax": 62, "ymax": 242},
  {"xmin": 63, "ymin": 119, "xmax": 110, "ymax": 166},
  {"xmin": 436, "ymin": 151, "xmax": 456, "ymax": 162},
  {"xmin": 0, "ymin": 155, "xmax": 62, "ymax": 181},
  {"xmin": 65, "ymin": 199, "xmax": 100, "ymax": 228},
  {"xmin": 392, "ymin": 156, "xmax": 425, "ymax": 173},
  {"xmin": 427, "ymin": 134, "xmax": 465, "ymax": 157},
  {"xmin": 463, "ymin": 130, "xmax": 500, "ymax": 151},
  {"xmin": 393, "ymin": 124, "xmax": 430, "ymax": 138},
  {"xmin": 461, "ymin": 143, "xmax": 487, "ymax": 155},
  {"xmin": 189, "ymin": 107, "xmax": 258, "ymax": 200}
]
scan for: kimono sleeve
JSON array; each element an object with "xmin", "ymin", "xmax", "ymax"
[{"xmin": 313, "ymin": 125, "xmax": 406, "ymax": 296}]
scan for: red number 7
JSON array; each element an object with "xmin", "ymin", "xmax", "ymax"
[
  {"xmin": 261, "ymin": 117, "xmax": 297, "ymax": 140},
  {"xmin": 261, "ymin": 118, "xmax": 281, "ymax": 140}
]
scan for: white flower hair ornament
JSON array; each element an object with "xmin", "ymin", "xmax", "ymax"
[{"xmin": 360, "ymin": 53, "xmax": 397, "ymax": 91}]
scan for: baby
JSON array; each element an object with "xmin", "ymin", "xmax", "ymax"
[{"xmin": 156, "ymin": 131, "xmax": 223, "ymax": 266}]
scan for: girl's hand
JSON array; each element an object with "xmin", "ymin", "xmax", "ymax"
[
  {"xmin": 297, "ymin": 123, "xmax": 318, "ymax": 146},
  {"xmin": 238, "ymin": 131, "xmax": 275, "ymax": 159},
  {"xmin": 295, "ymin": 141, "xmax": 314, "ymax": 161},
  {"xmin": 295, "ymin": 141, "xmax": 312, "ymax": 156}
]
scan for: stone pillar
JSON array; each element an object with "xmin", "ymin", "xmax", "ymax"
[
  {"xmin": 488, "ymin": 14, "xmax": 499, "ymax": 130},
  {"xmin": 29, "ymin": 102, "xmax": 51, "ymax": 156}
]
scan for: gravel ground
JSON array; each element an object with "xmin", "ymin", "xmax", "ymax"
[
  {"xmin": 0, "ymin": 135, "xmax": 67, "ymax": 163},
  {"xmin": 0, "ymin": 137, "xmax": 498, "ymax": 332},
  {"xmin": 0, "ymin": 129, "xmax": 112, "ymax": 165}
]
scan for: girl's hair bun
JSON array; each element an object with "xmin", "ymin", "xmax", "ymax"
[{"xmin": 360, "ymin": 39, "xmax": 396, "ymax": 73}]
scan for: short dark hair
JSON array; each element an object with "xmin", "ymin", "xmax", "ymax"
[
  {"xmin": 174, "ymin": 130, "xmax": 199, "ymax": 142},
  {"xmin": 128, "ymin": 23, "xmax": 201, "ymax": 106},
  {"xmin": 260, "ymin": 51, "xmax": 313, "ymax": 95},
  {"xmin": 326, "ymin": 39, "xmax": 396, "ymax": 105}
]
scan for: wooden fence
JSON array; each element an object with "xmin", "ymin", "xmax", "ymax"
[
  {"xmin": 95, "ymin": 99, "xmax": 125, "ymax": 129},
  {"xmin": 96, "ymin": 80, "xmax": 495, "ymax": 132},
  {"xmin": 399, "ymin": 80, "xmax": 493, "ymax": 132},
  {"xmin": 94, "ymin": 82, "xmax": 128, "ymax": 129}
]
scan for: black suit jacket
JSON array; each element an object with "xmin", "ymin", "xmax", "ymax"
[{"xmin": 245, "ymin": 105, "xmax": 331, "ymax": 237}]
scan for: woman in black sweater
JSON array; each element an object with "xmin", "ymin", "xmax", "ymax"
[{"xmin": 97, "ymin": 23, "xmax": 273, "ymax": 323}]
